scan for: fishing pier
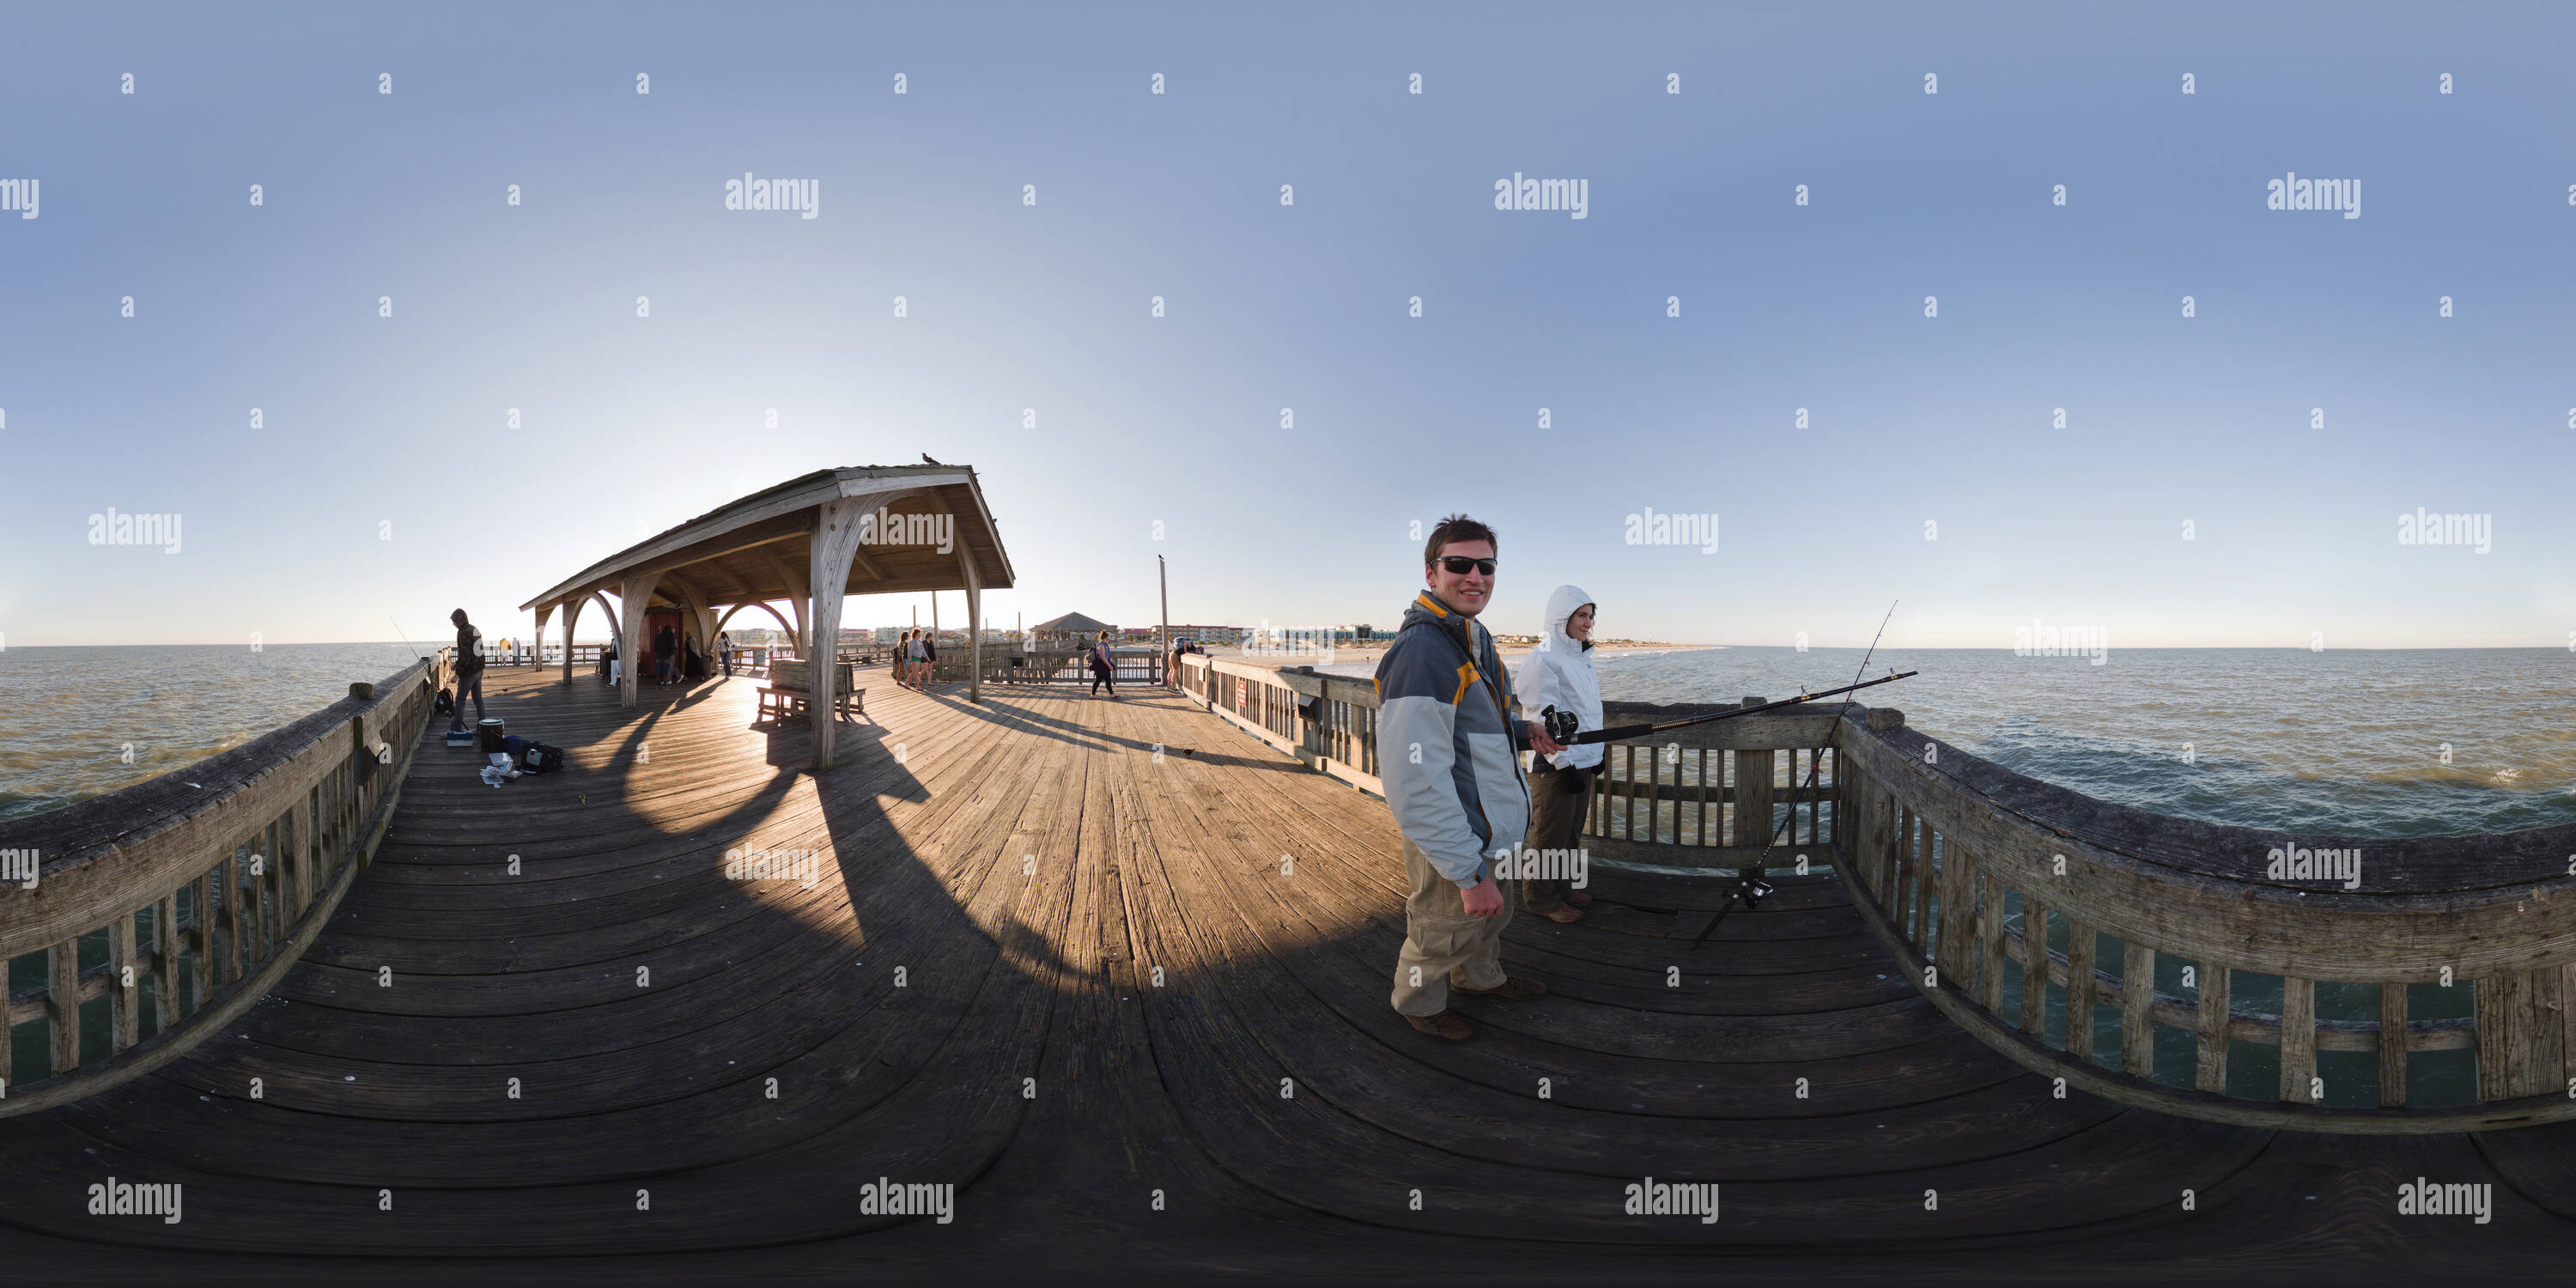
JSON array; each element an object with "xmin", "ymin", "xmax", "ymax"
[{"xmin": 6, "ymin": 471, "xmax": 2576, "ymax": 1278}]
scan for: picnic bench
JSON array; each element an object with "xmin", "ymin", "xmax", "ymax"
[{"xmin": 757, "ymin": 657, "xmax": 863, "ymax": 724}]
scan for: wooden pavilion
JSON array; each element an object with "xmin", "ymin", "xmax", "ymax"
[
  {"xmin": 1030, "ymin": 611, "xmax": 1116, "ymax": 646},
  {"xmin": 519, "ymin": 465, "xmax": 1014, "ymax": 768}
]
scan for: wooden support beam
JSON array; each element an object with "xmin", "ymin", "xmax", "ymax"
[
  {"xmin": 46, "ymin": 939, "xmax": 80, "ymax": 1075},
  {"xmin": 963, "ymin": 545, "xmax": 983, "ymax": 703},
  {"xmin": 2122, "ymin": 942, "xmax": 2155, "ymax": 1077},
  {"xmin": 806, "ymin": 497, "xmax": 872, "ymax": 769},
  {"xmin": 2476, "ymin": 966, "xmax": 2565, "ymax": 1102},
  {"xmin": 2066, "ymin": 918, "xmax": 2098, "ymax": 1063},
  {"xmin": 2280, "ymin": 975, "xmax": 2316, "ymax": 1103},
  {"xmin": 1979, "ymin": 878, "xmax": 2008, "ymax": 1012},
  {"xmin": 191, "ymin": 870, "xmax": 214, "ymax": 1018},
  {"xmin": 2019, "ymin": 898, "xmax": 2048, "ymax": 1037},
  {"xmin": 2381, "ymin": 981, "xmax": 2410, "ymax": 1107},
  {"xmin": 2196, "ymin": 964, "xmax": 2232, "ymax": 1093},
  {"xmin": 560, "ymin": 596, "xmax": 583, "ymax": 686},
  {"xmin": 154, "ymin": 893, "xmax": 179, "ymax": 1033},
  {"xmin": 617, "ymin": 573, "xmax": 661, "ymax": 708},
  {"xmin": 107, "ymin": 912, "xmax": 139, "ymax": 1054}
]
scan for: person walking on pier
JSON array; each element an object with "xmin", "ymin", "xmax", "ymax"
[
  {"xmin": 1089, "ymin": 630, "xmax": 1117, "ymax": 697},
  {"xmin": 1376, "ymin": 514, "xmax": 1558, "ymax": 1040},
  {"xmin": 717, "ymin": 629, "xmax": 734, "ymax": 678},
  {"xmin": 653, "ymin": 623, "xmax": 678, "ymax": 686},
  {"xmin": 1514, "ymin": 586, "xmax": 1602, "ymax": 925},
  {"xmin": 447, "ymin": 608, "xmax": 487, "ymax": 732}
]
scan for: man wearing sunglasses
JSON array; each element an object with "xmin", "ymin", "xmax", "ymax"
[{"xmin": 1375, "ymin": 514, "xmax": 1565, "ymax": 1040}]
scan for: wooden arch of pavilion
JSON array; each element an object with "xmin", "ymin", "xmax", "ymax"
[{"xmin": 519, "ymin": 465, "xmax": 1015, "ymax": 769}]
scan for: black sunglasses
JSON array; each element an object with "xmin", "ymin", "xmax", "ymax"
[{"xmin": 1436, "ymin": 556, "xmax": 1498, "ymax": 575}]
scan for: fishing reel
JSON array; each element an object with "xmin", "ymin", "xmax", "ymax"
[
  {"xmin": 1734, "ymin": 868, "xmax": 1776, "ymax": 910},
  {"xmin": 1540, "ymin": 705, "xmax": 1581, "ymax": 743}
]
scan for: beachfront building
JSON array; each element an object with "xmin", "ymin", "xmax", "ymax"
[
  {"xmin": 518, "ymin": 465, "xmax": 1016, "ymax": 768},
  {"xmin": 1030, "ymin": 611, "xmax": 1116, "ymax": 646}
]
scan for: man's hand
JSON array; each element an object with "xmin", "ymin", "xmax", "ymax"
[
  {"xmin": 1461, "ymin": 876, "xmax": 1505, "ymax": 918},
  {"xmin": 1527, "ymin": 720, "xmax": 1565, "ymax": 756}
]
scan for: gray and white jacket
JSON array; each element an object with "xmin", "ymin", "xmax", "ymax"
[{"xmin": 1374, "ymin": 591, "xmax": 1535, "ymax": 890}]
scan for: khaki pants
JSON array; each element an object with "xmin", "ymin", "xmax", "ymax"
[
  {"xmin": 1522, "ymin": 762, "xmax": 1590, "ymax": 913},
  {"xmin": 1390, "ymin": 837, "xmax": 1514, "ymax": 1017}
]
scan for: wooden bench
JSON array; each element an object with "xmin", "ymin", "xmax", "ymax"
[{"xmin": 758, "ymin": 658, "xmax": 863, "ymax": 725}]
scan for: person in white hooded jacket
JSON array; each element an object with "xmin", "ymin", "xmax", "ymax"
[{"xmin": 1513, "ymin": 585, "xmax": 1603, "ymax": 922}]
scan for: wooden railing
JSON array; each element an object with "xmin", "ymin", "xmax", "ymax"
[
  {"xmin": 1177, "ymin": 653, "xmax": 2576, "ymax": 1131},
  {"xmin": 0, "ymin": 650, "xmax": 451, "ymax": 1115},
  {"xmin": 1176, "ymin": 655, "xmax": 1839, "ymax": 865},
  {"xmin": 966, "ymin": 649, "xmax": 1165, "ymax": 686},
  {"xmin": 1835, "ymin": 703, "xmax": 2576, "ymax": 1131}
]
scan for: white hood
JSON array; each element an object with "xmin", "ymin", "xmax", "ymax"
[
  {"xmin": 1542, "ymin": 584, "xmax": 1595, "ymax": 651},
  {"xmin": 1515, "ymin": 585, "xmax": 1603, "ymax": 770}
]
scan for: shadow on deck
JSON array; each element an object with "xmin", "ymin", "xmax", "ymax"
[{"xmin": 2, "ymin": 665, "xmax": 2572, "ymax": 1281}]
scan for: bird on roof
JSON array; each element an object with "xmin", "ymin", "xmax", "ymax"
[{"xmin": 921, "ymin": 453, "xmax": 942, "ymax": 465}]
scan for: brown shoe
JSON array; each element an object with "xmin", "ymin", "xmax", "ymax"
[
  {"xmin": 1530, "ymin": 904, "xmax": 1583, "ymax": 924},
  {"xmin": 1564, "ymin": 890, "xmax": 1594, "ymax": 908},
  {"xmin": 1404, "ymin": 1010, "xmax": 1473, "ymax": 1040},
  {"xmin": 1454, "ymin": 976, "xmax": 1549, "ymax": 1001}
]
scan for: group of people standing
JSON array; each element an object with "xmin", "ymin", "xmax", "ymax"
[
  {"xmin": 895, "ymin": 628, "xmax": 938, "ymax": 689},
  {"xmin": 1374, "ymin": 513, "xmax": 1605, "ymax": 1042}
]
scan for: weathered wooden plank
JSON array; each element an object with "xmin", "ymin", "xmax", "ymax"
[
  {"xmin": 2122, "ymin": 942, "xmax": 2155, "ymax": 1076},
  {"xmin": 1935, "ymin": 847, "xmax": 1976, "ymax": 993},
  {"xmin": 2476, "ymin": 966, "xmax": 2565, "ymax": 1102},
  {"xmin": 2380, "ymin": 981, "xmax": 2409, "ymax": 1107},
  {"xmin": 1735, "ymin": 732, "xmax": 1773, "ymax": 850},
  {"xmin": 2019, "ymin": 897, "xmax": 2048, "ymax": 1037},
  {"xmin": 46, "ymin": 938, "xmax": 80, "ymax": 1076},
  {"xmin": 2066, "ymin": 919, "xmax": 2098, "ymax": 1063},
  {"xmin": 1888, "ymin": 806, "xmax": 1913, "ymax": 939},
  {"xmin": 2196, "ymin": 964, "xmax": 2232, "ymax": 1093},
  {"xmin": 107, "ymin": 911, "xmax": 139, "ymax": 1053},
  {"xmin": 154, "ymin": 892, "xmax": 179, "ymax": 1032},
  {"xmin": 1980, "ymin": 875, "xmax": 2008, "ymax": 1013},
  {"xmin": 2279, "ymin": 975, "xmax": 2315, "ymax": 1103},
  {"xmin": 220, "ymin": 850, "xmax": 244, "ymax": 985}
]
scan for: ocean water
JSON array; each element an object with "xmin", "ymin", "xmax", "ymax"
[
  {"xmin": 9, "ymin": 643, "xmax": 2576, "ymax": 839},
  {"xmin": 1329, "ymin": 646, "xmax": 2576, "ymax": 838},
  {"xmin": 0, "ymin": 643, "xmax": 427, "ymax": 821}
]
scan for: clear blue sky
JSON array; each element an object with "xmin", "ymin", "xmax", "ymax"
[{"xmin": 3, "ymin": 1, "xmax": 2569, "ymax": 649}]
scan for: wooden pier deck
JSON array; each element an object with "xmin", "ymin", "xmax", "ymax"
[{"xmin": 4, "ymin": 665, "xmax": 2573, "ymax": 1281}]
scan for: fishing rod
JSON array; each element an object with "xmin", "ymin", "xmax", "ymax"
[
  {"xmin": 1692, "ymin": 601, "xmax": 1903, "ymax": 950},
  {"xmin": 1544, "ymin": 670, "xmax": 1917, "ymax": 746}
]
